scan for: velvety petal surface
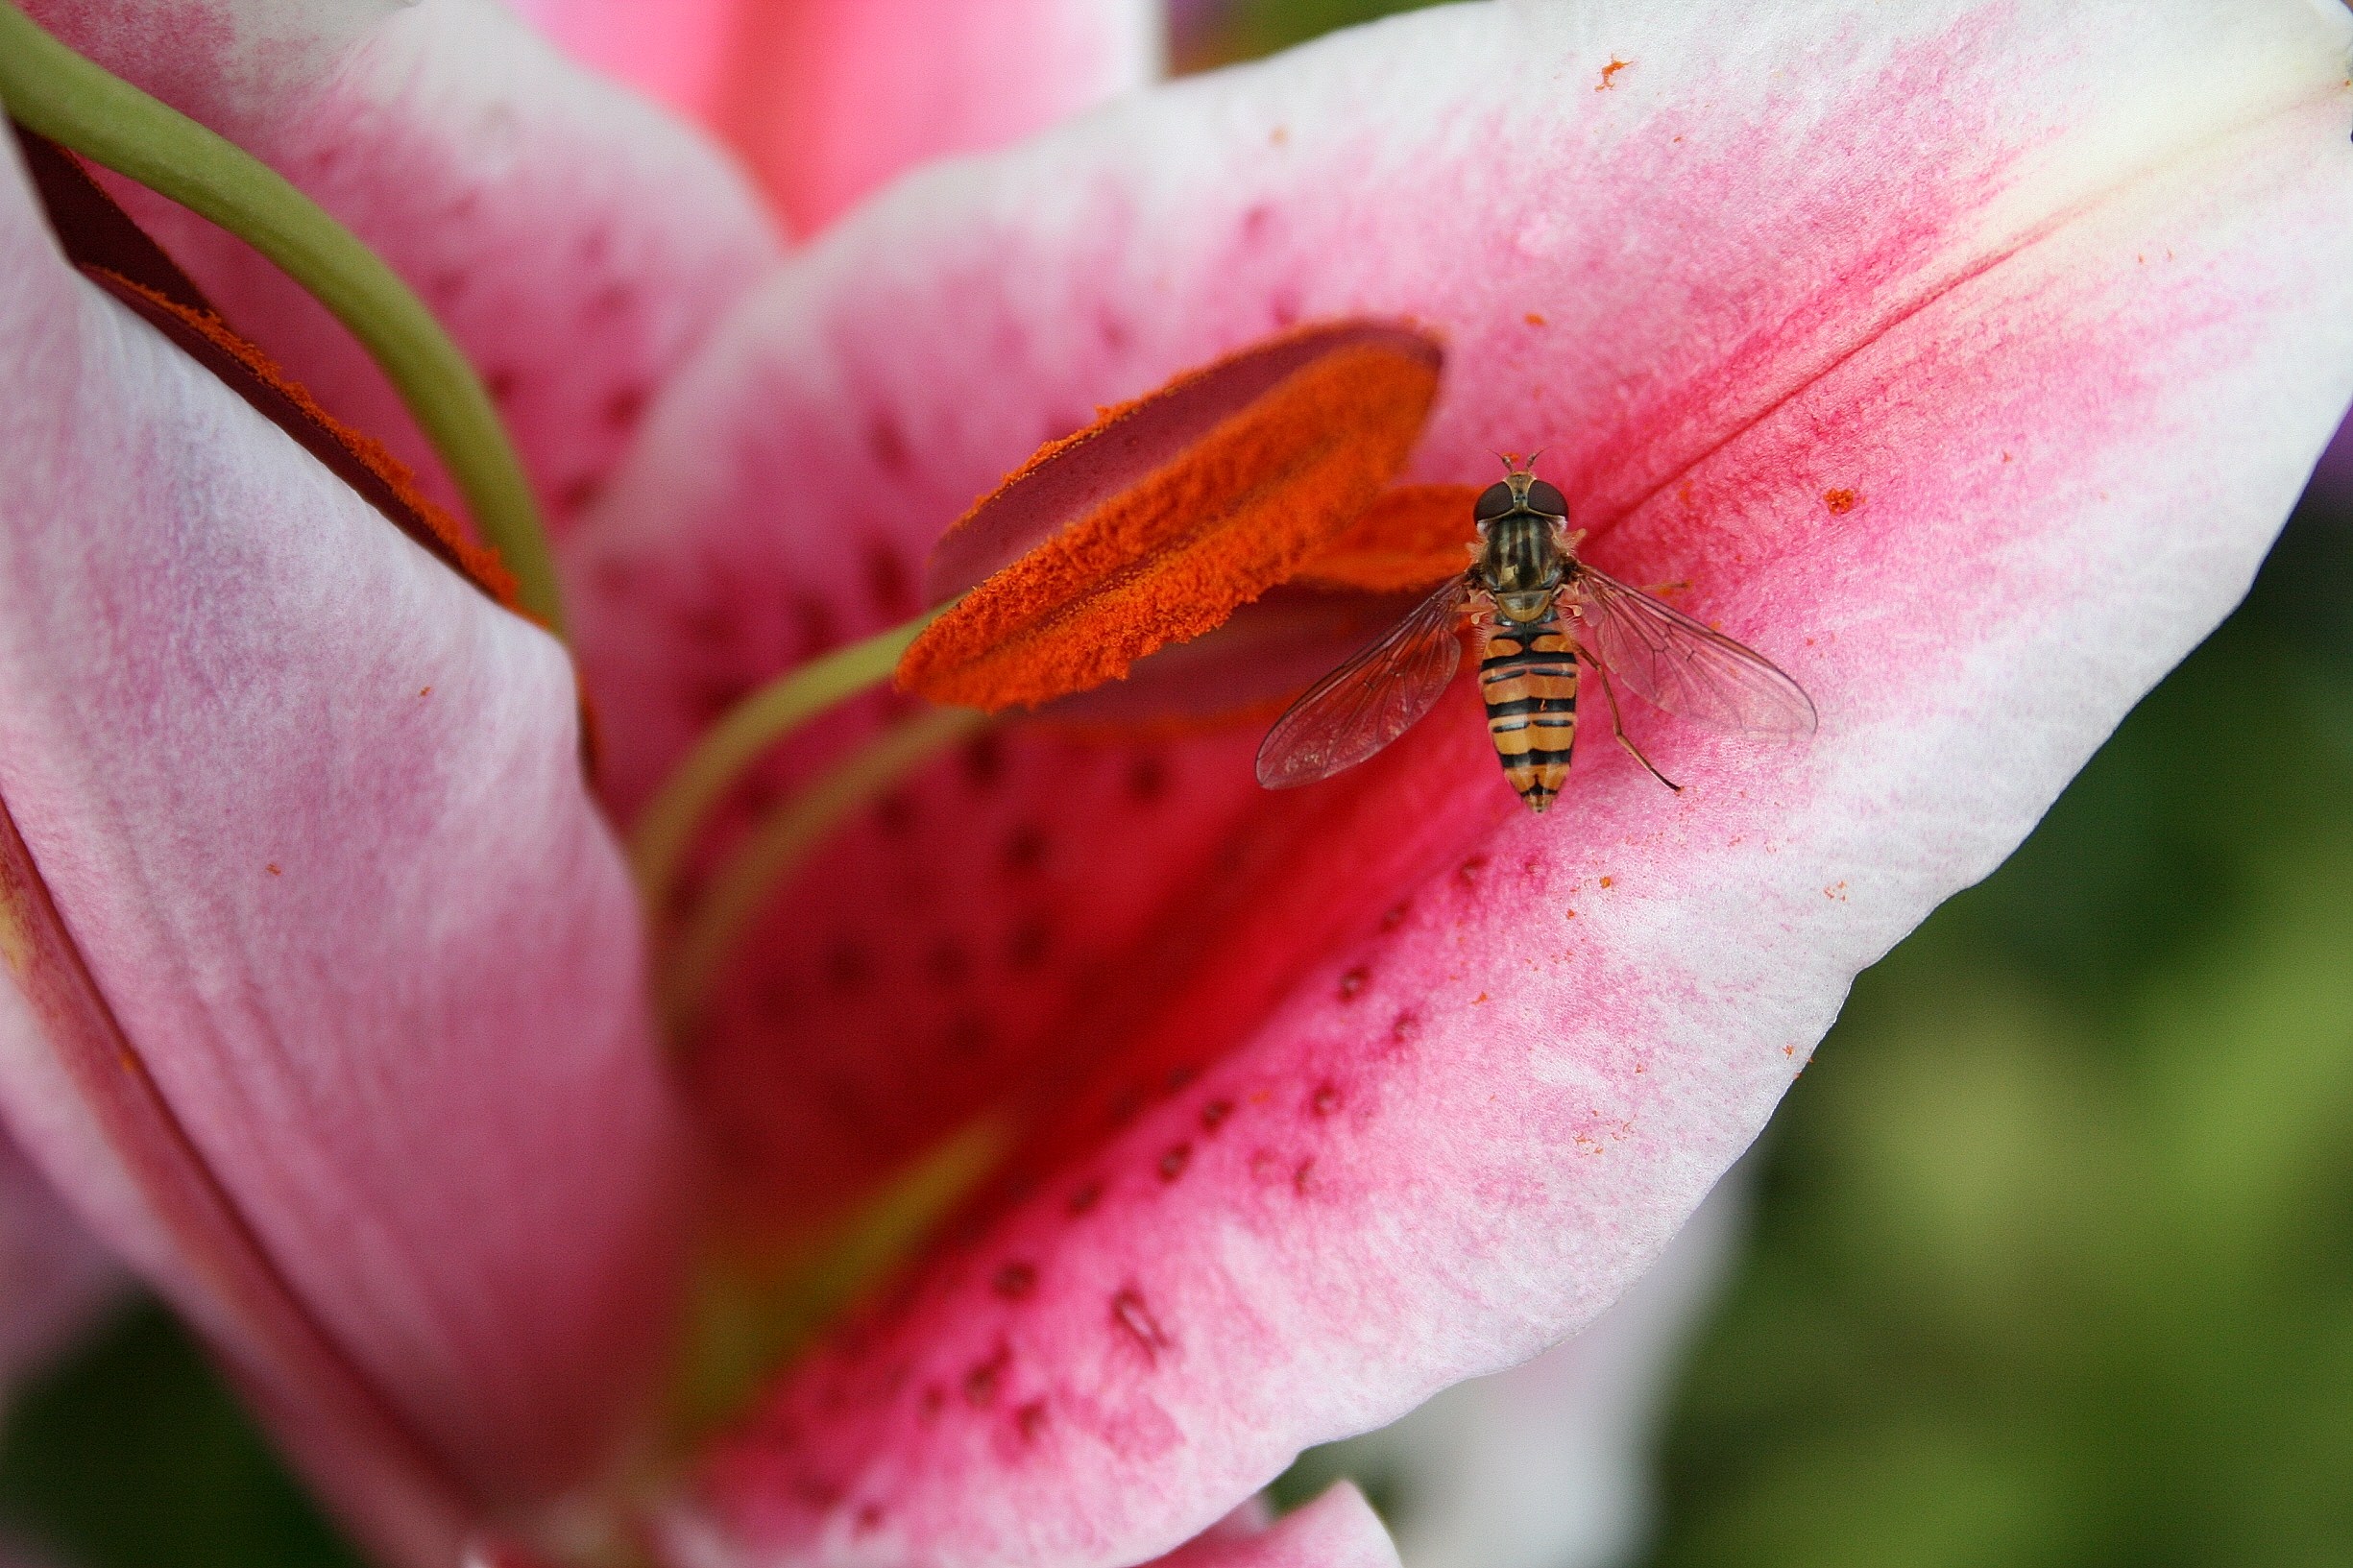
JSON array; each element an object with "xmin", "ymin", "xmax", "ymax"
[
  {"xmin": 513, "ymin": 0, "xmax": 1165, "ymax": 238},
  {"xmin": 564, "ymin": 0, "xmax": 2353, "ymax": 1561},
  {"xmin": 22, "ymin": 0, "xmax": 782, "ymax": 535},
  {"xmin": 1308, "ymin": 1169, "xmax": 1746, "ymax": 1568},
  {"xmin": 0, "ymin": 1125, "xmax": 119, "ymax": 1399},
  {"xmin": 0, "ymin": 135, "xmax": 683, "ymax": 1566},
  {"xmin": 1142, "ymin": 1484, "xmax": 1399, "ymax": 1568}
]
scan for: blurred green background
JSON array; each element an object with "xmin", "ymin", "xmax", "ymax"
[{"xmin": 6, "ymin": 2, "xmax": 2349, "ymax": 1564}]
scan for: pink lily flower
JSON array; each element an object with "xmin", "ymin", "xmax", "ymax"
[{"xmin": 4, "ymin": 4, "xmax": 2352, "ymax": 1568}]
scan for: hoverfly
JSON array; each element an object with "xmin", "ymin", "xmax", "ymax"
[{"xmin": 1257, "ymin": 458, "xmax": 1816, "ymax": 811}]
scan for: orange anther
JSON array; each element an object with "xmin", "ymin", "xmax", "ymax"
[
  {"xmin": 899, "ymin": 323, "xmax": 1443, "ymax": 712},
  {"xmin": 1291, "ymin": 483, "xmax": 1482, "ymax": 591}
]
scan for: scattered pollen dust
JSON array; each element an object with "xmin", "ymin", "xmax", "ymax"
[
  {"xmin": 1472, "ymin": 992, "xmax": 1490, "ymax": 1004},
  {"xmin": 1599, "ymin": 875, "xmax": 1614, "ymax": 887},
  {"xmin": 1597, "ymin": 57, "xmax": 1632, "ymax": 89},
  {"xmin": 266, "ymin": 864, "xmax": 281, "ymax": 876},
  {"xmin": 1824, "ymin": 488, "xmax": 1859, "ymax": 515},
  {"xmin": 418, "ymin": 686, "xmax": 432, "ymax": 697},
  {"xmin": 1524, "ymin": 311, "xmax": 1547, "ymax": 326}
]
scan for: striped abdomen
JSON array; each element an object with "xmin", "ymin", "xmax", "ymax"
[{"xmin": 1479, "ymin": 607, "xmax": 1578, "ymax": 812}]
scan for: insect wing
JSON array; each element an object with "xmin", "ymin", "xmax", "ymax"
[
  {"xmin": 1256, "ymin": 576, "xmax": 1470, "ymax": 787},
  {"xmin": 1571, "ymin": 565, "xmax": 1817, "ymax": 735}
]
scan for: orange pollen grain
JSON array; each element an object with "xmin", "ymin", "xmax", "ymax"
[
  {"xmin": 899, "ymin": 338, "xmax": 1442, "ymax": 712},
  {"xmin": 1291, "ymin": 483, "xmax": 1483, "ymax": 592},
  {"xmin": 1824, "ymin": 487, "xmax": 1859, "ymax": 515}
]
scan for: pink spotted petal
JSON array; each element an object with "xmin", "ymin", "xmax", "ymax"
[
  {"xmin": 514, "ymin": 0, "xmax": 1165, "ymax": 238},
  {"xmin": 22, "ymin": 0, "xmax": 782, "ymax": 534},
  {"xmin": 565, "ymin": 0, "xmax": 2353, "ymax": 1561},
  {"xmin": 0, "ymin": 138, "xmax": 684, "ymax": 1567},
  {"xmin": 1141, "ymin": 1484, "xmax": 1399, "ymax": 1568}
]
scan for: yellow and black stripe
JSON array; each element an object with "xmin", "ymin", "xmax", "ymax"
[{"xmin": 1479, "ymin": 607, "xmax": 1578, "ymax": 812}]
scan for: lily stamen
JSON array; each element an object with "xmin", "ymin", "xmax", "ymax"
[{"xmin": 640, "ymin": 322, "xmax": 1459, "ymax": 1030}]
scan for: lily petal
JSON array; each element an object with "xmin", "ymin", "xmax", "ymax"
[
  {"xmin": 570, "ymin": 0, "xmax": 2353, "ymax": 1560},
  {"xmin": 0, "ymin": 1124, "xmax": 120, "ymax": 1399},
  {"xmin": 21, "ymin": 0, "xmax": 783, "ymax": 532},
  {"xmin": 1306, "ymin": 1170, "xmax": 1746, "ymax": 1568},
  {"xmin": 513, "ymin": 0, "xmax": 1166, "ymax": 239},
  {"xmin": 0, "ymin": 136, "xmax": 683, "ymax": 1566},
  {"xmin": 1142, "ymin": 1484, "xmax": 1399, "ymax": 1568}
]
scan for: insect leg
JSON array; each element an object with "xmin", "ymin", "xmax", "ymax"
[{"xmin": 1585, "ymin": 651, "xmax": 1683, "ymax": 793}]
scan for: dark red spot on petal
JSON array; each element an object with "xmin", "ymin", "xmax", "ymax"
[
  {"xmin": 963, "ymin": 1345, "xmax": 1011, "ymax": 1407},
  {"xmin": 1003, "ymin": 823, "xmax": 1047, "ymax": 875},
  {"xmin": 1015, "ymin": 1401, "xmax": 1049, "ymax": 1442},
  {"xmin": 867, "ymin": 413, "xmax": 910, "ymax": 473},
  {"xmin": 945, "ymin": 1012, "xmax": 990, "ymax": 1057},
  {"xmin": 1111, "ymin": 1287, "xmax": 1171, "ymax": 1362},
  {"xmin": 1157, "ymin": 1144, "xmax": 1192, "ymax": 1182},
  {"xmin": 582, "ymin": 280, "xmax": 635, "ymax": 320},
  {"xmin": 873, "ymin": 789, "xmax": 916, "ymax": 837},
  {"xmin": 1310, "ymin": 1083, "xmax": 1343, "ymax": 1117},
  {"xmin": 1006, "ymin": 917, "xmax": 1050, "ymax": 971},
  {"xmin": 925, "ymin": 939, "xmax": 969, "ymax": 988},
  {"xmin": 1126, "ymin": 754, "xmax": 1170, "ymax": 805},
  {"xmin": 1459, "ymin": 856, "xmax": 1490, "ymax": 884},
  {"xmin": 1337, "ymin": 965, "xmax": 1368, "ymax": 1001},
  {"xmin": 1201, "ymin": 1098, "xmax": 1233, "ymax": 1131},
  {"xmin": 602, "ymin": 383, "xmax": 648, "ymax": 430},
  {"xmin": 992, "ymin": 1262, "xmax": 1038, "ymax": 1301},
  {"xmin": 1066, "ymin": 1180, "xmax": 1104, "ymax": 1217},
  {"xmin": 823, "ymin": 940, "xmax": 872, "ymax": 995},
  {"xmin": 792, "ymin": 593, "xmax": 841, "ymax": 658},
  {"xmin": 961, "ymin": 735, "xmax": 1007, "ymax": 790},
  {"xmin": 864, "ymin": 539, "xmax": 912, "ymax": 617},
  {"xmin": 1379, "ymin": 900, "xmax": 1411, "ymax": 931},
  {"xmin": 1392, "ymin": 1010, "xmax": 1420, "ymax": 1044}
]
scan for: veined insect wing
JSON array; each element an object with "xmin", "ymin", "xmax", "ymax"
[
  {"xmin": 1256, "ymin": 575, "xmax": 1473, "ymax": 788},
  {"xmin": 1569, "ymin": 563, "xmax": 1818, "ymax": 736}
]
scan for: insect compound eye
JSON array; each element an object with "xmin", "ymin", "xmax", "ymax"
[
  {"xmin": 1473, "ymin": 481, "xmax": 1517, "ymax": 521},
  {"xmin": 1526, "ymin": 479, "xmax": 1570, "ymax": 517}
]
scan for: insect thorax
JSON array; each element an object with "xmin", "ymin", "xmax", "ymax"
[{"xmin": 1476, "ymin": 511, "xmax": 1564, "ymax": 623}]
